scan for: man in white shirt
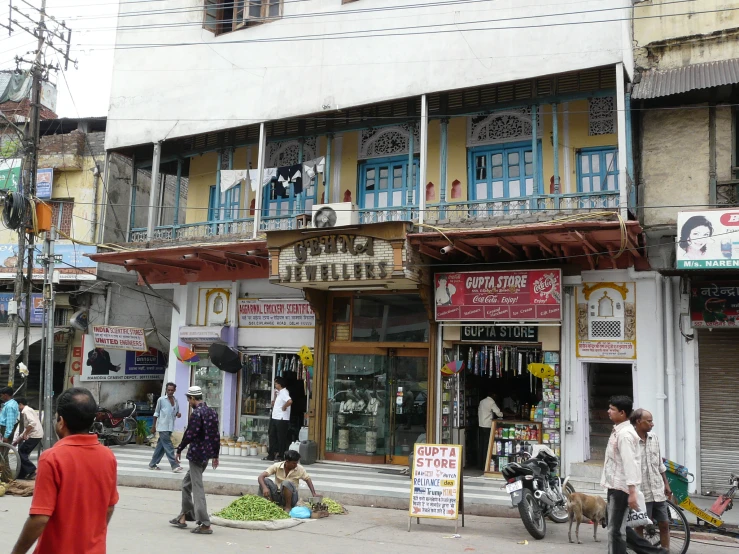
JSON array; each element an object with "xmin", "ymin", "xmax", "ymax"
[
  {"xmin": 13, "ymin": 398, "xmax": 43, "ymax": 479},
  {"xmin": 264, "ymin": 376, "xmax": 292, "ymax": 462},
  {"xmin": 478, "ymin": 392, "xmax": 503, "ymax": 469}
]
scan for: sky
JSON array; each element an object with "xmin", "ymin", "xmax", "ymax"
[{"xmin": 0, "ymin": 0, "xmax": 119, "ymax": 118}]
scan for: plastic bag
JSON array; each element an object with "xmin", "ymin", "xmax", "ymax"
[
  {"xmin": 626, "ymin": 490, "xmax": 653, "ymax": 528},
  {"xmin": 210, "ymin": 516, "xmax": 303, "ymax": 530},
  {"xmin": 289, "ymin": 506, "xmax": 312, "ymax": 519}
]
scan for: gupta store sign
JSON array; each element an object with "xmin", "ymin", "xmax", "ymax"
[
  {"xmin": 278, "ymin": 235, "xmax": 394, "ymax": 283},
  {"xmin": 435, "ymin": 270, "xmax": 562, "ymax": 322},
  {"xmin": 677, "ymin": 209, "xmax": 739, "ymax": 269}
]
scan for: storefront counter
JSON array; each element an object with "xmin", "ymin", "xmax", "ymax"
[{"xmin": 485, "ymin": 419, "xmax": 543, "ymax": 475}]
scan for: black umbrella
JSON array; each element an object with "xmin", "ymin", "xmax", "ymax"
[{"xmin": 208, "ymin": 343, "xmax": 242, "ymax": 374}]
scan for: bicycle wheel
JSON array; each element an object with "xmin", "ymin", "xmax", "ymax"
[
  {"xmin": 0, "ymin": 442, "xmax": 20, "ymax": 482},
  {"xmin": 630, "ymin": 499, "xmax": 690, "ymax": 554}
]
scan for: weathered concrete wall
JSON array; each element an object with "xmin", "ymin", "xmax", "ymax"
[{"xmin": 642, "ymin": 106, "xmax": 710, "ymax": 228}]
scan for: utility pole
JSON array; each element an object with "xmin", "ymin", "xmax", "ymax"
[
  {"xmin": 5, "ymin": 0, "xmax": 75, "ymax": 401},
  {"xmin": 40, "ymin": 226, "xmax": 54, "ymax": 447}
]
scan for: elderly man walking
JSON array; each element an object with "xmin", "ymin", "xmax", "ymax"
[
  {"xmin": 601, "ymin": 395, "xmax": 666, "ymax": 554},
  {"xmin": 170, "ymin": 386, "xmax": 220, "ymax": 535}
]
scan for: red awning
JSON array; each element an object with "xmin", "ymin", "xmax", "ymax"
[
  {"xmin": 408, "ymin": 220, "xmax": 648, "ymax": 271},
  {"xmin": 88, "ymin": 241, "xmax": 269, "ymax": 285}
]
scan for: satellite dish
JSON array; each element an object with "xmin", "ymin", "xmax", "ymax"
[
  {"xmin": 313, "ymin": 206, "xmax": 337, "ymax": 228},
  {"xmin": 208, "ymin": 343, "xmax": 242, "ymax": 374},
  {"xmin": 69, "ymin": 309, "xmax": 89, "ymax": 332}
]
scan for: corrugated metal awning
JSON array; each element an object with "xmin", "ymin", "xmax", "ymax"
[{"xmin": 632, "ymin": 58, "xmax": 739, "ymax": 99}]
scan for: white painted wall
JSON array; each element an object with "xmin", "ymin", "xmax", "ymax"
[{"xmin": 106, "ymin": 0, "xmax": 632, "ymax": 150}]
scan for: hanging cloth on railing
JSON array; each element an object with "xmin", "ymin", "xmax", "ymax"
[
  {"xmin": 220, "ymin": 169, "xmax": 248, "ymax": 193},
  {"xmin": 302, "ymin": 156, "xmax": 325, "ymax": 180}
]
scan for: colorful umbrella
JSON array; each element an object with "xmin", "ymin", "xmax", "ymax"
[
  {"xmin": 173, "ymin": 345, "xmax": 200, "ymax": 365},
  {"xmin": 441, "ymin": 360, "xmax": 465, "ymax": 376},
  {"xmin": 527, "ymin": 363, "xmax": 555, "ymax": 379}
]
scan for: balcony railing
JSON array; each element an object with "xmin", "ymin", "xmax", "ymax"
[{"xmin": 128, "ymin": 191, "xmax": 621, "ymax": 244}]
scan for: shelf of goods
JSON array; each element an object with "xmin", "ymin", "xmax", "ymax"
[{"xmin": 485, "ymin": 420, "xmax": 543, "ymax": 474}]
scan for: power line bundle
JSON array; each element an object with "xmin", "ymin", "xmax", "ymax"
[{"xmin": 1, "ymin": 190, "xmax": 30, "ymax": 230}]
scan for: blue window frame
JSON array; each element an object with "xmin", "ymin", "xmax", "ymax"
[
  {"xmin": 468, "ymin": 141, "xmax": 542, "ymax": 201},
  {"xmin": 262, "ymin": 175, "xmax": 317, "ymax": 218},
  {"xmin": 208, "ymin": 184, "xmax": 241, "ymax": 222},
  {"xmin": 359, "ymin": 156, "xmax": 419, "ymax": 210},
  {"xmin": 577, "ymin": 147, "xmax": 619, "ymax": 193}
]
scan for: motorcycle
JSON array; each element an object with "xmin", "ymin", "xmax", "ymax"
[
  {"xmin": 91, "ymin": 401, "xmax": 137, "ymax": 446},
  {"xmin": 501, "ymin": 444, "xmax": 574, "ymax": 540}
]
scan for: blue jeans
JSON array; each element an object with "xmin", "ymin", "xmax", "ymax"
[{"xmin": 150, "ymin": 431, "xmax": 179, "ymax": 469}]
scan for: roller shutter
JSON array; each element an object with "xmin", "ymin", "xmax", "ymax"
[{"xmin": 698, "ymin": 329, "xmax": 739, "ymax": 494}]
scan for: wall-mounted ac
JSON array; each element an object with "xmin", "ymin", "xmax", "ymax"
[{"xmin": 311, "ymin": 202, "xmax": 358, "ymax": 228}]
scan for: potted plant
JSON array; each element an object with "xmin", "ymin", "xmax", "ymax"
[{"xmin": 135, "ymin": 419, "xmax": 150, "ymax": 445}]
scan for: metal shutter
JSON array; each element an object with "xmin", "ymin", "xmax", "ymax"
[{"xmin": 698, "ymin": 329, "xmax": 739, "ymax": 494}]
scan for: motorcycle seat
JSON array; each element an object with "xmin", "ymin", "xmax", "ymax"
[{"xmin": 111, "ymin": 407, "xmax": 135, "ymax": 418}]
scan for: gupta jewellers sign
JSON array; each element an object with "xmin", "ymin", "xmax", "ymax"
[{"xmin": 278, "ymin": 235, "xmax": 394, "ymax": 283}]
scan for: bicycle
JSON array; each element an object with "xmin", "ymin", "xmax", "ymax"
[{"xmin": 0, "ymin": 441, "xmax": 20, "ymax": 482}]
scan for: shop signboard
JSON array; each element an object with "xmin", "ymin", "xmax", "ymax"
[
  {"xmin": 409, "ymin": 444, "xmax": 462, "ymax": 523},
  {"xmin": 238, "ymin": 298, "xmax": 315, "ymax": 328},
  {"xmin": 0, "ymin": 243, "xmax": 97, "ymax": 280},
  {"xmin": 92, "ymin": 325, "xmax": 147, "ymax": 351},
  {"xmin": 690, "ymin": 281, "xmax": 739, "ymax": 328},
  {"xmin": 435, "ymin": 270, "xmax": 562, "ymax": 322},
  {"xmin": 81, "ymin": 334, "xmax": 167, "ymax": 381},
  {"xmin": 0, "ymin": 165, "xmax": 21, "ymax": 192},
  {"xmin": 460, "ymin": 325, "xmax": 538, "ymax": 342},
  {"xmin": 0, "ymin": 293, "xmax": 43, "ymax": 324},
  {"xmin": 677, "ymin": 209, "xmax": 739, "ymax": 269},
  {"xmin": 576, "ymin": 282, "xmax": 636, "ymax": 359}
]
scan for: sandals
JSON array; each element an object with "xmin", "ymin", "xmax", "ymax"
[
  {"xmin": 169, "ymin": 517, "xmax": 187, "ymax": 529},
  {"xmin": 191, "ymin": 526, "xmax": 213, "ymax": 534},
  {"xmin": 149, "ymin": 465, "xmax": 161, "ymax": 471},
  {"xmin": 262, "ymin": 456, "xmax": 275, "ymax": 461}
]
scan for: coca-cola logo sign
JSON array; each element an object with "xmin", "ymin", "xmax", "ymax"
[{"xmin": 435, "ymin": 269, "xmax": 562, "ymax": 322}]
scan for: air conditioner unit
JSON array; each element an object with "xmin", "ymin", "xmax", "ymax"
[{"xmin": 311, "ymin": 202, "xmax": 358, "ymax": 228}]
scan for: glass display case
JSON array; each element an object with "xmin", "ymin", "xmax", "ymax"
[
  {"xmin": 192, "ymin": 360, "xmax": 223, "ymax": 420},
  {"xmin": 239, "ymin": 354, "xmax": 274, "ymax": 442},
  {"xmin": 326, "ymin": 354, "xmax": 388, "ymax": 456}
]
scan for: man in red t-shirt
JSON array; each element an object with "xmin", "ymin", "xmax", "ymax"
[{"xmin": 11, "ymin": 387, "xmax": 119, "ymax": 554}]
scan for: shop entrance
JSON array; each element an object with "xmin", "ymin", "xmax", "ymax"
[
  {"xmin": 326, "ymin": 348, "xmax": 428, "ymax": 465},
  {"xmin": 584, "ymin": 362, "xmax": 633, "ymax": 461}
]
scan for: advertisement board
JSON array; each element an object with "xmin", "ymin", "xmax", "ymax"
[
  {"xmin": 36, "ymin": 168, "xmax": 53, "ymax": 199},
  {"xmin": 91, "ymin": 325, "xmax": 147, "ymax": 351},
  {"xmin": 409, "ymin": 444, "xmax": 462, "ymax": 521},
  {"xmin": 238, "ymin": 298, "xmax": 315, "ymax": 328},
  {"xmin": 0, "ymin": 293, "xmax": 44, "ymax": 325},
  {"xmin": 0, "ymin": 243, "xmax": 97, "ymax": 280},
  {"xmin": 435, "ymin": 270, "xmax": 562, "ymax": 321},
  {"xmin": 677, "ymin": 209, "xmax": 739, "ymax": 269},
  {"xmin": 81, "ymin": 334, "xmax": 167, "ymax": 381}
]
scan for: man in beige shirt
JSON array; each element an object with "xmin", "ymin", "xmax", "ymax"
[
  {"xmin": 13, "ymin": 398, "xmax": 43, "ymax": 479},
  {"xmin": 258, "ymin": 449, "xmax": 318, "ymax": 511}
]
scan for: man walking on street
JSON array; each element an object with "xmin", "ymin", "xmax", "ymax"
[
  {"xmin": 631, "ymin": 408, "xmax": 673, "ymax": 550},
  {"xmin": 0, "ymin": 386, "xmax": 19, "ymax": 442},
  {"xmin": 601, "ymin": 395, "xmax": 666, "ymax": 554},
  {"xmin": 13, "ymin": 398, "xmax": 43, "ymax": 480},
  {"xmin": 149, "ymin": 382, "xmax": 183, "ymax": 473},
  {"xmin": 11, "ymin": 387, "xmax": 119, "ymax": 554},
  {"xmin": 170, "ymin": 386, "xmax": 220, "ymax": 535}
]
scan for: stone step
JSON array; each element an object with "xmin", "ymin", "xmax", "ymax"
[
  {"xmin": 590, "ymin": 423, "xmax": 613, "ymax": 435},
  {"xmin": 590, "ymin": 446, "xmax": 606, "ymax": 459},
  {"xmin": 589, "ymin": 435, "xmax": 610, "ymax": 448},
  {"xmin": 568, "ymin": 477, "xmax": 606, "ymax": 495},
  {"xmin": 569, "ymin": 461, "xmax": 604, "ymax": 480}
]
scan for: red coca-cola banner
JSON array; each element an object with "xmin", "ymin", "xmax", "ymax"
[{"xmin": 435, "ymin": 269, "xmax": 562, "ymax": 322}]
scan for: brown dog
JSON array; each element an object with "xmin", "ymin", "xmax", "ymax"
[{"xmin": 567, "ymin": 492, "xmax": 607, "ymax": 544}]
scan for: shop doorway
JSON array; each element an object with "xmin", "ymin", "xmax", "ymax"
[
  {"xmin": 584, "ymin": 362, "xmax": 633, "ymax": 461},
  {"xmin": 326, "ymin": 349, "xmax": 428, "ymax": 465}
]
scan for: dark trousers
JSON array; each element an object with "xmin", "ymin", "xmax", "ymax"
[
  {"xmin": 18, "ymin": 438, "xmax": 41, "ymax": 479},
  {"xmin": 268, "ymin": 418, "xmax": 289, "ymax": 460},
  {"xmin": 478, "ymin": 427, "xmax": 491, "ymax": 470},
  {"xmin": 607, "ymin": 489, "xmax": 666, "ymax": 554}
]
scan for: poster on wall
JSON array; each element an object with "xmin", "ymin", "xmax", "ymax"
[
  {"xmin": 238, "ymin": 298, "xmax": 315, "ymax": 328},
  {"xmin": 434, "ymin": 270, "xmax": 562, "ymax": 321},
  {"xmin": 91, "ymin": 325, "xmax": 147, "ymax": 351},
  {"xmin": 81, "ymin": 335, "xmax": 166, "ymax": 381},
  {"xmin": 0, "ymin": 293, "xmax": 43, "ymax": 324},
  {"xmin": 36, "ymin": 168, "xmax": 53, "ymax": 199},
  {"xmin": 409, "ymin": 444, "xmax": 462, "ymax": 521},
  {"xmin": 677, "ymin": 209, "xmax": 739, "ymax": 269},
  {"xmin": 576, "ymin": 282, "xmax": 636, "ymax": 359},
  {"xmin": 690, "ymin": 281, "xmax": 739, "ymax": 328}
]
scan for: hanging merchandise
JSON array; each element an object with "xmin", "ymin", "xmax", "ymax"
[
  {"xmin": 528, "ymin": 363, "xmax": 555, "ymax": 379},
  {"xmin": 298, "ymin": 346, "xmax": 314, "ymax": 367},
  {"xmin": 173, "ymin": 346, "xmax": 200, "ymax": 365}
]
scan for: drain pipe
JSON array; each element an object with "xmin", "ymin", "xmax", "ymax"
[
  {"xmin": 628, "ymin": 268, "xmax": 666, "ymax": 442},
  {"xmin": 663, "ymin": 276, "xmax": 677, "ymax": 461}
]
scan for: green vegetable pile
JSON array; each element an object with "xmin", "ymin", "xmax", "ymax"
[
  {"xmin": 214, "ymin": 495, "xmax": 291, "ymax": 521},
  {"xmin": 323, "ymin": 498, "xmax": 345, "ymax": 515}
]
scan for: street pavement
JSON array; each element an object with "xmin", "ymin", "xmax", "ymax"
[{"xmin": 1, "ymin": 486, "xmax": 737, "ymax": 553}]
